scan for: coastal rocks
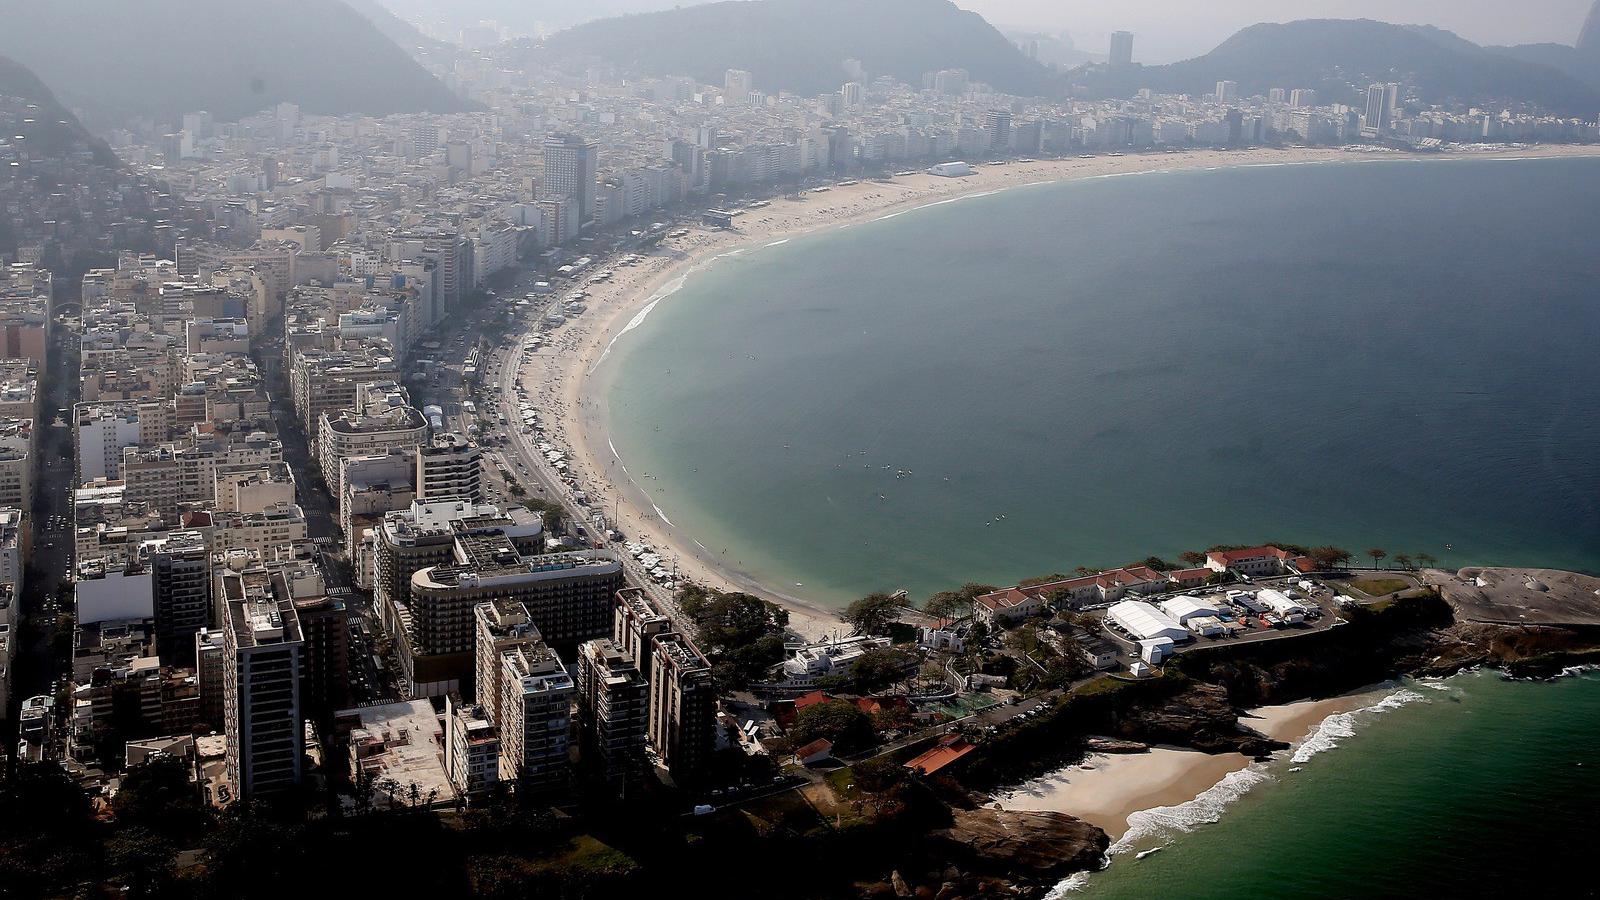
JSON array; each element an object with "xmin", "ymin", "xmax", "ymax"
[
  {"xmin": 1084, "ymin": 737, "xmax": 1148, "ymax": 753},
  {"xmin": 929, "ymin": 808, "xmax": 1108, "ymax": 891},
  {"xmin": 1112, "ymin": 683, "xmax": 1286, "ymax": 757}
]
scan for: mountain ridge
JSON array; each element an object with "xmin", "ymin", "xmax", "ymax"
[
  {"xmin": 1074, "ymin": 19, "xmax": 1600, "ymax": 116},
  {"xmin": 540, "ymin": 0, "xmax": 1061, "ymax": 98},
  {"xmin": 0, "ymin": 0, "xmax": 472, "ymax": 124}
]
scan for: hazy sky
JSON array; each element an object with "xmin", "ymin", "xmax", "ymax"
[{"xmin": 958, "ymin": 0, "xmax": 1596, "ymax": 63}]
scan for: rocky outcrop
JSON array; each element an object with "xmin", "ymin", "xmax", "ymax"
[
  {"xmin": 1109, "ymin": 682, "xmax": 1285, "ymax": 757},
  {"xmin": 930, "ymin": 808, "xmax": 1108, "ymax": 895}
]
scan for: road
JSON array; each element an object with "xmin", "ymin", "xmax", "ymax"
[{"xmin": 8, "ymin": 301, "xmax": 81, "ymax": 743}]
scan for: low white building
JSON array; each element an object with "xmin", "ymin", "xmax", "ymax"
[
  {"xmin": 1107, "ymin": 600, "xmax": 1189, "ymax": 643},
  {"xmin": 1159, "ymin": 595, "xmax": 1223, "ymax": 625},
  {"xmin": 928, "ymin": 161, "xmax": 974, "ymax": 177},
  {"xmin": 1257, "ymin": 589, "xmax": 1311, "ymax": 622},
  {"xmin": 1138, "ymin": 637, "xmax": 1175, "ymax": 664},
  {"xmin": 770, "ymin": 635, "xmax": 894, "ymax": 689}
]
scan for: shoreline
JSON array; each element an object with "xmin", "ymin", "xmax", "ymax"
[
  {"xmin": 514, "ymin": 143, "xmax": 1600, "ymax": 637},
  {"xmin": 994, "ymin": 682, "xmax": 1397, "ymax": 841}
]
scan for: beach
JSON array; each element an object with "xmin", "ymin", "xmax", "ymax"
[
  {"xmin": 993, "ymin": 684, "xmax": 1397, "ymax": 839},
  {"xmin": 511, "ymin": 143, "xmax": 1600, "ymax": 640}
]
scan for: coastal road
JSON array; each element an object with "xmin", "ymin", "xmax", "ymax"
[{"xmin": 484, "ymin": 256, "xmax": 690, "ymax": 619}]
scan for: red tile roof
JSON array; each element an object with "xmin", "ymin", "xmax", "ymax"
[
  {"xmin": 904, "ymin": 735, "xmax": 975, "ymax": 776},
  {"xmin": 795, "ymin": 738, "xmax": 834, "ymax": 761},
  {"xmin": 794, "ymin": 690, "xmax": 833, "ymax": 711}
]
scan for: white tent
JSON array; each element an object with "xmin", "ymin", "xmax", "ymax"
[
  {"xmin": 1108, "ymin": 601, "xmax": 1189, "ymax": 643},
  {"xmin": 1160, "ymin": 595, "xmax": 1224, "ymax": 624}
]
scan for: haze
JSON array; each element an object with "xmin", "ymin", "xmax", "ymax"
[{"xmin": 961, "ymin": 0, "xmax": 1595, "ymax": 62}]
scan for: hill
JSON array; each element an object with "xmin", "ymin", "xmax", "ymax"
[
  {"xmin": 1483, "ymin": 1, "xmax": 1600, "ymax": 95},
  {"xmin": 1076, "ymin": 19, "xmax": 1600, "ymax": 116},
  {"xmin": 377, "ymin": 0, "xmax": 701, "ymax": 38},
  {"xmin": 542, "ymin": 0, "xmax": 1061, "ymax": 98},
  {"xmin": 0, "ymin": 56, "xmax": 117, "ymax": 168},
  {"xmin": 0, "ymin": 0, "xmax": 471, "ymax": 124},
  {"xmin": 343, "ymin": 0, "xmax": 456, "ymax": 59}
]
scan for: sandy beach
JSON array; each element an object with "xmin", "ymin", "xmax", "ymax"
[
  {"xmin": 993, "ymin": 683, "xmax": 1397, "ymax": 838},
  {"xmin": 511, "ymin": 143, "xmax": 1600, "ymax": 640}
]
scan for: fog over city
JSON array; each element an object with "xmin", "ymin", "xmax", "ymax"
[
  {"xmin": 962, "ymin": 0, "xmax": 1595, "ymax": 61},
  {"xmin": 2, "ymin": 0, "xmax": 1599, "ymax": 896}
]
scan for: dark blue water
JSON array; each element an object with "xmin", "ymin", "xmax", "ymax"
[{"xmin": 602, "ymin": 158, "xmax": 1600, "ymax": 607}]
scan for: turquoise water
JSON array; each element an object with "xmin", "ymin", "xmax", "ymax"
[
  {"xmin": 600, "ymin": 158, "xmax": 1600, "ymax": 608},
  {"xmin": 1078, "ymin": 669, "xmax": 1600, "ymax": 897}
]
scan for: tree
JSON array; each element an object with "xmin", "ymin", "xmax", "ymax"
[
  {"xmin": 1179, "ymin": 550, "xmax": 1206, "ymax": 568},
  {"xmin": 113, "ymin": 755, "xmax": 207, "ymax": 841},
  {"xmin": 852, "ymin": 758, "xmax": 906, "ymax": 795},
  {"xmin": 1367, "ymin": 548, "xmax": 1387, "ymax": 568},
  {"xmin": 1310, "ymin": 546, "xmax": 1352, "ymax": 571},
  {"xmin": 845, "ymin": 592, "xmax": 902, "ymax": 636},
  {"xmin": 0, "ymin": 762, "xmax": 102, "ymax": 896},
  {"xmin": 852, "ymin": 647, "xmax": 917, "ymax": 694},
  {"xmin": 1394, "ymin": 553, "xmax": 1414, "ymax": 571},
  {"xmin": 789, "ymin": 700, "xmax": 874, "ymax": 754},
  {"xmin": 1417, "ymin": 552, "xmax": 1437, "ymax": 569},
  {"xmin": 923, "ymin": 583, "xmax": 994, "ymax": 622},
  {"xmin": 106, "ymin": 827, "xmax": 177, "ymax": 898}
]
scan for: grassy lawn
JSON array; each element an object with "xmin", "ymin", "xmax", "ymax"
[
  {"xmin": 1348, "ymin": 578, "xmax": 1410, "ymax": 597},
  {"xmin": 525, "ymin": 834, "xmax": 637, "ymax": 878}
]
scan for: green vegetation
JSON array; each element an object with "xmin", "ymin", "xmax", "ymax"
[
  {"xmin": 922, "ymin": 582, "xmax": 995, "ymax": 620},
  {"xmin": 1348, "ymin": 578, "xmax": 1410, "ymax": 597},
  {"xmin": 523, "ymin": 498, "xmax": 564, "ymax": 531},
  {"xmin": 844, "ymin": 591, "xmax": 903, "ymax": 636},
  {"xmin": 677, "ymin": 585, "xmax": 789, "ymax": 688},
  {"xmin": 790, "ymin": 700, "xmax": 874, "ymax": 754}
]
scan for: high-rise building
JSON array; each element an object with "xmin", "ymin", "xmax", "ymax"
[
  {"xmin": 577, "ymin": 638, "xmax": 648, "ymax": 796},
  {"xmin": 983, "ymin": 110, "xmax": 1012, "ymax": 152},
  {"xmin": 646, "ymin": 633, "xmax": 715, "ymax": 784},
  {"xmin": 195, "ymin": 627, "xmax": 225, "ymax": 729},
  {"xmin": 411, "ymin": 548, "xmax": 623, "ymax": 656},
  {"xmin": 474, "ymin": 598, "xmax": 543, "ymax": 723},
  {"xmin": 1365, "ymin": 83, "xmax": 1391, "ymax": 132},
  {"xmin": 1268, "ymin": 88, "xmax": 1287, "ymax": 104},
  {"xmin": 220, "ymin": 563, "xmax": 304, "ymax": 798},
  {"xmin": 444, "ymin": 695, "xmax": 501, "ymax": 801},
  {"xmin": 1109, "ymin": 31, "xmax": 1135, "ymax": 68},
  {"xmin": 540, "ymin": 133, "xmax": 599, "ymax": 223},
  {"xmin": 1215, "ymin": 81, "xmax": 1239, "ymax": 104},
  {"xmin": 497, "ymin": 640, "xmax": 574, "ymax": 796},
  {"xmin": 144, "ymin": 531, "xmax": 212, "ymax": 664},
  {"xmin": 294, "ymin": 595, "xmax": 350, "ymax": 721},
  {"xmin": 614, "ymin": 587, "xmax": 672, "ymax": 685},
  {"xmin": 840, "ymin": 81, "xmax": 864, "ymax": 108},
  {"xmin": 373, "ymin": 500, "xmax": 544, "ymax": 697},
  {"xmin": 932, "ymin": 68, "xmax": 968, "ymax": 96},
  {"xmin": 723, "ymin": 68, "xmax": 754, "ymax": 100},
  {"xmin": 1290, "ymin": 88, "xmax": 1318, "ymax": 109},
  {"xmin": 415, "ymin": 431, "xmax": 482, "ymax": 502}
]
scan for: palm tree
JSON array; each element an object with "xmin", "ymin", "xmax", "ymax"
[
  {"xmin": 1417, "ymin": 552, "xmax": 1437, "ymax": 569},
  {"xmin": 1367, "ymin": 548, "xmax": 1387, "ymax": 569}
]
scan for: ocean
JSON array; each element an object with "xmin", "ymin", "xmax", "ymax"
[
  {"xmin": 1071, "ymin": 668, "xmax": 1600, "ymax": 898},
  {"xmin": 598, "ymin": 156, "xmax": 1600, "ymax": 609}
]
